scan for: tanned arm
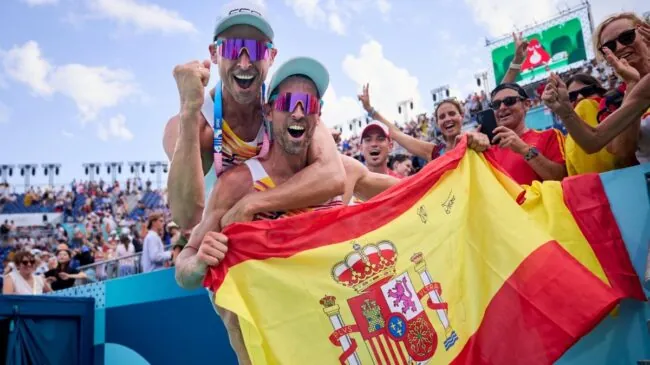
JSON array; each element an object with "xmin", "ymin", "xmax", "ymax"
[
  {"xmin": 243, "ymin": 121, "xmax": 346, "ymax": 216},
  {"xmin": 341, "ymin": 156, "xmax": 399, "ymax": 202},
  {"xmin": 174, "ymin": 168, "xmax": 251, "ymax": 290},
  {"xmin": 164, "ymin": 113, "xmax": 214, "ymax": 229},
  {"xmin": 525, "ymin": 154, "xmax": 567, "ymax": 181},
  {"xmin": 548, "ymin": 74, "xmax": 650, "ymax": 153},
  {"xmin": 500, "ymin": 32, "xmax": 527, "ymax": 84},
  {"xmin": 605, "ymin": 81, "xmax": 643, "ymax": 166},
  {"xmin": 165, "ymin": 61, "xmax": 214, "ymax": 230},
  {"xmin": 357, "ymin": 85, "xmax": 436, "ymax": 161},
  {"xmin": 372, "ymin": 111, "xmax": 436, "ymax": 161}
]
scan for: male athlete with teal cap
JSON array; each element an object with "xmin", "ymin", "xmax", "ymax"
[
  {"xmin": 163, "ymin": 1, "xmax": 345, "ymax": 232},
  {"xmin": 175, "ymin": 57, "xmax": 399, "ymax": 363}
]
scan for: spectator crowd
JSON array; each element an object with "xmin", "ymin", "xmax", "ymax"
[
  {"xmin": 1, "ymin": 178, "xmax": 184, "ymax": 294},
  {"xmin": 333, "ymin": 57, "xmax": 624, "ymax": 179}
]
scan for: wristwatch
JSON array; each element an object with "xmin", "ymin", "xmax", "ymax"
[{"xmin": 524, "ymin": 146, "xmax": 539, "ymax": 161}]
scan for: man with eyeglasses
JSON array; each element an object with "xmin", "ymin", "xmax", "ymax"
[
  {"xmin": 175, "ymin": 57, "xmax": 399, "ymax": 363},
  {"xmin": 163, "ymin": 1, "xmax": 344, "ymax": 231},
  {"xmin": 484, "ymin": 83, "xmax": 567, "ymax": 185}
]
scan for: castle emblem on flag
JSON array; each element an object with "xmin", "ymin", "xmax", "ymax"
[{"xmin": 320, "ymin": 241, "xmax": 459, "ymax": 364}]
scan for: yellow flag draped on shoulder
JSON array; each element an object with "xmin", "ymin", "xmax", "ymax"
[{"xmin": 204, "ymin": 138, "xmax": 642, "ymax": 365}]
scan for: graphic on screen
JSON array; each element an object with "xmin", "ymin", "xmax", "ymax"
[{"xmin": 491, "ymin": 17, "xmax": 588, "ymax": 85}]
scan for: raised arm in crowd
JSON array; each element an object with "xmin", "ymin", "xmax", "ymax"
[{"xmin": 356, "ymin": 84, "xmax": 489, "ymax": 162}]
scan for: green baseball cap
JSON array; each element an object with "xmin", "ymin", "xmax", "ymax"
[
  {"xmin": 267, "ymin": 57, "xmax": 329, "ymax": 101},
  {"xmin": 214, "ymin": 1, "xmax": 274, "ymax": 41}
]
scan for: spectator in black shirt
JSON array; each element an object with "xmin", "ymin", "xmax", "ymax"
[{"xmin": 44, "ymin": 248, "xmax": 87, "ymax": 291}]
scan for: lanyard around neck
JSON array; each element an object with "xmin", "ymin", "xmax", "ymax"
[{"xmin": 212, "ymin": 82, "xmax": 270, "ymax": 177}]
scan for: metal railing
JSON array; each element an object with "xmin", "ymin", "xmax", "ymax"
[{"xmin": 75, "ymin": 244, "xmax": 172, "ymax": 284}]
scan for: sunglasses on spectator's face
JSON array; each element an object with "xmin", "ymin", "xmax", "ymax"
[
  {"xmin": 490, "ymin": 96, "xmax": 523, "ymax": 109},
  {"xmin": 214, "ymin": 38, "xmax": 273, "ymax": 62},
  {"xmin": 569, "ymin": 85, "xmax": 598, "ymax": 103},
  {"xmin": 21, "ymin": 259, "xmax": 35, "ymax": 266},
  {"xmin": 272, "ymin": 92, "xmax": 321, "ymax": 115},
  {"xmin": 600, "ymin": 29, "xmax": 636, "ymax": 54}
]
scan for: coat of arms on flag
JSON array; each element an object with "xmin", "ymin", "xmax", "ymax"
[{"xmin": 319, "ymin": 241, "xmax": 459, "ymax": 365}]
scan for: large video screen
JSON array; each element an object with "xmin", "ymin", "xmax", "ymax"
[{"xmin": 490, "ymin": 10, "xmax": 593, "ymax": 86}]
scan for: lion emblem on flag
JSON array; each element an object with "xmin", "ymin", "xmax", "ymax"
[{"xmin": 319, "ymin": 241, "xmax": 459, "ymax": 365}]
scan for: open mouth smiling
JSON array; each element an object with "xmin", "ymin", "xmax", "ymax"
[
  {"xmin": 233, "ymin": 73, "xmax": 256, "ymax": 89},
  {"xmin": 287, "ymin": 125, "xmax": 305, "ymax": 138}
]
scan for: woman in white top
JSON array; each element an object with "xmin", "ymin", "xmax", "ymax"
[
  {"xmin": 3, "ymin": 250, "xmax": 52, "ymax": 295},
  {"xmin": 116, "ymin": 234, "xmax": 136, "ymax": 277}
]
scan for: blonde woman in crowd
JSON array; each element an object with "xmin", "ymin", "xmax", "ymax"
[{"xmin": 543, "ymin": 13, "xmax": 650, "ymax": 162}]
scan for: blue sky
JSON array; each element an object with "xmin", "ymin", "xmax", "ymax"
[{"xmin": 0, "ymin": 0, "xmax": 646, "ymax": 188}]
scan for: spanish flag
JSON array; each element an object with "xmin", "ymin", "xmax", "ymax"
[{"xmin": 204, "ymin": 138, "xmax": 643, "ymax": 365}]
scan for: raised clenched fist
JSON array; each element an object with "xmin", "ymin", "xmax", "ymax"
[
  {"xmin": 542, "ymin": 73, "xmax": 571, "ymax": 115},
  {"xmin": 197, "ymin": 231, "xmax": 228, "ymax": 267},
  {"xmin": 173, "ymin": 60, "xmax": 211, "ymax": 113}
]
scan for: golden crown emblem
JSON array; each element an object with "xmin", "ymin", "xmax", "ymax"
[{"xmin": 331, "ymin": 241, "xmax": 398, "ymax": 293}]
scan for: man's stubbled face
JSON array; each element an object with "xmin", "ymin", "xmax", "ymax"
[{"xmin": 268, "ymin": 77, "xmax": 320, "ymax": 156}]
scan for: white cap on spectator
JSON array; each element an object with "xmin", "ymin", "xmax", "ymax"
[{"xmin": 361, "ymin": 122, "xmax": 390, "ymax": 140}]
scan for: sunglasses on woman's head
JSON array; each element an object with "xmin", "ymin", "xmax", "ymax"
[
  {"xmin": 490, "ymin": 96, "xmax": 523, "ymax": 110},
  {"xmin": 600, "ymin": 29, "xmax": 636, "ymax": 54},
  {"xmin": 21, "ymin": 259, "xmax": 35, "ymax": 266},
  {"xmin": 568, "ymin": 85, "xmax": 598, "ymax": 103}
]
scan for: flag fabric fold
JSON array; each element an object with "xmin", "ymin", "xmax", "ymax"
[{"xmin": 204, "ymin": 137, "xmax": 642, "ymax": 365}]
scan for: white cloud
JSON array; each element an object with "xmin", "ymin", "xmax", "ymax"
[
  {"xmin": 321, "ymin": 86, "xmax": 362, "ymax": 133},
  {"xmin": 50, "ymin": 64, "xmax": 138, "ymax": 122},
  {"xmin": 61, "ymin": 130, "xmax": 74, "ymax": 138},
  {"xmin": 87, "ymin": 0, "xmax": 197, "ymax": 34},
  {"xmin": 1, "ymin": 41, "xmax": 54, "ymax": 95},
  {"xmin": 341, "ymin": 40, "xmax": 424, "ymax": 124},
  {"xmin": 97, "ymin": 114, "xmax": 134, "ymax": 141},
  {"xmin": 464, "ymin": 0, "xmax": 561, "ymax": 37},
  {"xmin": 284, "ymin": 0, "xmax": 390, "ymax": 35},
  {"xmin": 21, "ymin": 0, "xmax": 58, "ymax": 6},
  {"xmin": 465, "ymin": 0, "xmax": 647, "ymax": 38},
  {"xmin": 0, "ymin": 41, "xmax": 139, "ymax": 123},
  {"xmin": 284, "ymin": 0, "xmax": 327, "ymax": 26},
  {"xmin": 0, "ymin": 102, "xmax": 10, "ymax": 124}
]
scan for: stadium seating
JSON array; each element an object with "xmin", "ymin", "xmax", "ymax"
[{"xmin": 0, "ymin": 194, "xmax": 55, "ymax": 214}]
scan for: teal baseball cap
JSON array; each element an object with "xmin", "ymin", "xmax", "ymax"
[
  {"xmin": 267, "ymin": 57, "xmax": 329, "ymax": 101},
  {"xmin": 214, "ymin": 1, "xmax": 274, "ymax": 41}
]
